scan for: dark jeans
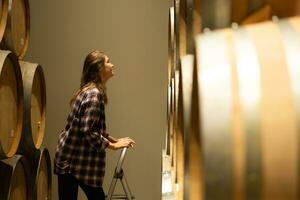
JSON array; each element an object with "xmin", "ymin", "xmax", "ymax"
[{"xmin": 57, "ymin": 173, "xmax": 105, "ymax": 200}]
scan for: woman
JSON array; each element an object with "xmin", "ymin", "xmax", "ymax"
[{"xmin": 54, "ymin": 50, "xmax": 135, "ymax": 200}]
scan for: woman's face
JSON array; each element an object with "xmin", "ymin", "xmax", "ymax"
[{"xmin": 99, "ymin": 55, "xmax": 114, "ymax": 82}]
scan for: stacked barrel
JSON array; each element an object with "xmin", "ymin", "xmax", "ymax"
[
  {"xmin": 162, "ymin": 0, "xmax": 300, "ymax": 200},
  {"xmin": 0, "ymin": 0, "xmax": 52, "ymax": 199}
]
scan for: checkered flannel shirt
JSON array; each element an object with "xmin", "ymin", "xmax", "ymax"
[{"xmin": 54, "ymin": 87, "xmax": 110, "ymax": 187}]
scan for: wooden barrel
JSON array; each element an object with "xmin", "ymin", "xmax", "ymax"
[
  {"xmin": 265, "ymin": 0, "xmax": 300, "ymax": 19},
  {"xmin": 201, "ymin": 0, "xmax": 233, "ymax": 29},
  {"xmin": 0, "ymin": 0, "xmax": 8, "ymax": 42},
  {"xmin": 18, "ymin": 61, "xmax": 46, "ymax": 155},
  {"xmin": 194, "ymin": 16, "xmax": 300, "ymax": 199},
  {"xmin": 1, "ymin": 0, "xmax": 30, "ymax": 59},
  {"xmin": 241, "ymin": 4, "xmax": 272, "ymax": 25},
  {"xmin": 175, "ymin": 0, "xmax": 201, "ymax": 59},
  {"xmin": 178, "ymin": 54, "xmax": 203, "ymax": 200},
  {"xmin": 0, "ymin": 155, "xmax": 30, "ymax": 200},
  {"xmin": 0, "ymin": 50, "xmax": 23, "ymax": 159},
  {"xmin": 168, "ymin": 6, "xmax": 175, "ymax": 84},
  {"xmin": 231, "ymin": 0, "xmax": 266, "ymax": 24},
  {"xmin": 30, "ymin": 148, "xmax": 52, "ymax": 200},
  {"xmin": 173, "ymin": 69, "xmax": 185, "ymax": 200},
  {"xmin": 173, "ymin": 3, "xmax": 202, "ymax": 193},
  {"xmin": 202, "ymin": 0, "xmax": 300, "ymax": 29},
  {"xmin": 166, "ymin": 7, "xmax": 175, "ymax": 156}
]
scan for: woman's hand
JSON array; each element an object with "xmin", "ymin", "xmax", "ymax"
[{"xmin": 108, "ymin": 137, "xmax": 135, "ymax": 150}]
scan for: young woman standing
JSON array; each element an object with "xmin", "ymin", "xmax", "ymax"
[{"xmin": 54, "ymin": 50, "xmax": 135, "ymax": 200}]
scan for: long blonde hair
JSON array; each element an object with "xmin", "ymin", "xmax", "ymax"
[{"xmin": 70, "ymin": 50, "xmax": 108, "ymax": 106}]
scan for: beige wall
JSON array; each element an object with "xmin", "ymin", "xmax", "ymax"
[{"xmin": 25, "ymin": 0, "xmax": 172, "ymax": 199}]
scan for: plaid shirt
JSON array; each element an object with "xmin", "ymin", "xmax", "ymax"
[{"xmin": 54, "ymin": 87, "xmax": 109, "ymax": 187}]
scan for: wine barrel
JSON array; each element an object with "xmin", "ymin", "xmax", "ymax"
[
  {"xmin": 194, "ymin": 16, "xmax": 300, "ymax": 199},
  {"xmin": 0, "ymin": 0, "xmax": 8, "ymax": 42},
  {"xmin": 241, "ymin": 4, "xmax": 272, "ymax": 25},
  {"xmin": 265, "ymin": 0, "xmax": 300, "ymax": 19},
  {"xmin": 30, "ymin": 148, "xmax": 52, "ymax": 200},
  {"xmin": 166, "ymin": 7, "xmax": 175, "ymax": 157},
  {"xmin": 167, "ymin": 8, "xmax": 183, "ymax": 197},
  {"xmin": 18, "ymin": 61, "xmax": 46, "ymax": 155},
  {"xmin": 0, "ymin": 155, "xmax": 30, "ymax": 200},
  {"xmin": 173, "ymin": 3, "xmax": 201, "ymax": 195},
  {"xmin": 175, "ymin": 0, "xmax": 201, "ymax": 59},
  {"xmin": 231, "ymin": 0, "xmax": 266, "ymax": 24},
  {"xmin": 202, "ymin": 0, "xmax": 300, "ymax": 29},
  {"xmin": 168, "ymin": 6, "xmax": 175, "ymax": 84},
  {"xmin": 179, "ymin": 54, "xmax": 203, "ymax": 200},
  {"xmin": 0, "ymin": 50, "xmax": 23, "ymax": 159},
  {"xmin": 172, "ymin": 69, "xmax": 185, "ymax": 200},
  {"xmin": 1, "ymin": 0, "xmax": 30, "ymax": 59},
  {"xmin": 201, "ymin": 0, "xmax": 233, "ymax": 29}
]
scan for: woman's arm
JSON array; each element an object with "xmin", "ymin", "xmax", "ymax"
[
  {"xmin": 79, "ymin": 90, "xmax": 135, "ymax": 150},
  {"xmin": 104, "ymin": 134, "xmax": 135, "ymax": 147},
  {"xmin": 107, "ymin": 137, "xmax": 135, "ymax": 150},
  {"xmin": 103, "ymin": 133, "xmax": 119, "ymax": 143},
  {"xmin": 79, "ymin": 90, "xmax": 109, "ymax": 150}
]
